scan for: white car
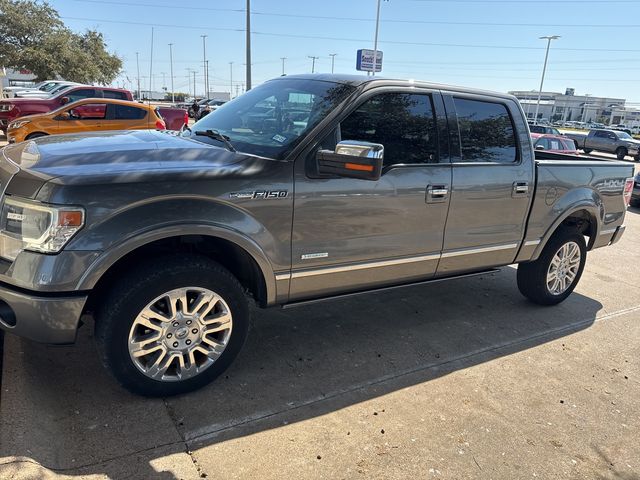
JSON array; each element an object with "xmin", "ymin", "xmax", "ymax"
[{"xmin": 14, "ymin": 82, "xmax": 81, "ymax": 98}]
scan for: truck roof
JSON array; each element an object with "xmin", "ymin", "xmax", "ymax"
[{"xmin": 271, "ymin": 74, "xmax": 518, "ymax": 102}]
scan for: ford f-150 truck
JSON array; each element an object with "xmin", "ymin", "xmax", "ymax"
[
  {"xmin": 0, "ymin": 75, "xmax": 634, "ymax": 396},
  {"xmin": 0, "ymin": 85, "xmax": 133, "ymax": 133},
  {"xmin": 566, "ymin": 129, "xmax": 640, "ymax": 161}
]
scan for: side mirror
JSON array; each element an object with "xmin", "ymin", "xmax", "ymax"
[
  {"xmin": 316, "ymin": 141, "xmax": 384, "ymax": 181},
  {"xmin": 60, "ymin": 96, "xmax": 70, "ymax": 105},
  {"xmin": 535, "ymin": 144, "xmax": 545, "ymax": 150}
]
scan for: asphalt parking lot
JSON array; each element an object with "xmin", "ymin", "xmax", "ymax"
[{"xmin": 0, "ymin": 132, "xmax": 639, "ymax": 480}]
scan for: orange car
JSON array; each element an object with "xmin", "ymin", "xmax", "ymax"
[{"xmin": 6, "ymin": 98, "xmax": 166, "ymax": 143}]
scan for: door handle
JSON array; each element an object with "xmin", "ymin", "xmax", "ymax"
[
  {"xmin": 426, "ymin": 184, "xmax": 449, "ymax": 204},
  {"xmin": 512, "ymin": 182, "xmax": 529, "ymax": 197}
]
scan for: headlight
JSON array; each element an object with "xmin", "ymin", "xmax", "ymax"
[
  {"xmin": 8, "ymin": 120, "xmax": 29, "ymax": 129},
  {"xmin": 0, "ymin": 197, "xmax": 85, "ymax": 261}
]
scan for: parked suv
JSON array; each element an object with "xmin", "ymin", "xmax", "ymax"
[{"xmin": 0, "ymin": 86, "xmax": 133, "ymax": 133}]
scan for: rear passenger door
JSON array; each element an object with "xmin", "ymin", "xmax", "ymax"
[
  {"xmin": 437, "ymin": 94, "xmax": 534, "ymax": 275},
  {"xmin": 105, "ymin": 103, "xmax": 149, "ymax": 131}
]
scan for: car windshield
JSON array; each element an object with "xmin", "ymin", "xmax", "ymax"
[
  {"xmin": 616, "ymin": 131, "xmax": 632, "ymax": 139},
  {"xmin": 184, "ymin": 78, "xmax": 356, "ymax": 159}
]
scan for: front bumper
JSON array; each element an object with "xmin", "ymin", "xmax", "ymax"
[{"xmin": 0, "ymin": 281, "xmax": 87, "ymax": 344}]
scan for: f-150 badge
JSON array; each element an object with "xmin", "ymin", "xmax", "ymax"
[{"xmin": 229, "ymin": 190, "xmax": 289, "ymax": 200}]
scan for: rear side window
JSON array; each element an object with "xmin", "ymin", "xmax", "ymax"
[
  {"xmin": 103, "ymin": 90, "xmax": 128, "ymax": 100},
  {"xmin": 113, "ymin": 104, "xmax": 147, "ymax": 120},
  {"xmin": 340, "ymin": 92, "xmax": 438, "ymax": 166},
  {"xmin": 453, "ymin": 98, "xmax": 517, "ymax": 163}
]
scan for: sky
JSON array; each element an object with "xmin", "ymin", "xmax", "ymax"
[{"xmin": 48, "ymin": 0, "xmax": 640, "ymax": 104}]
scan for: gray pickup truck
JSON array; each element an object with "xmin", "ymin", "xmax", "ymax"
[
  {"xmin": 566, "ymin": 128, "xmax": 640, "ymax": 160},
  {"xmin": 0, "ymin": 74, "xmax": 635, "ymax": 396}
]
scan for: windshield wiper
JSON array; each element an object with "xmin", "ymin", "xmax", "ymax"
[{"xmin": 194, "ymin": 129, "xmax": 236, "ymax": 152}]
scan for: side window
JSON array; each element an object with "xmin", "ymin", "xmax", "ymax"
[
  {"xmin": 535, "ymin": 138, "xmax": 549, "ymax": 149},
  {"xmin": 594, "ymin": 131, "xmax": 605, "ymax": 138},
  {"xmin": 69, "ymin": 103, "xmax": 107, "ymax": 120},
  {"xmin": 453, "ymin": 97, "xmax": 517, "ymax": 163},
  {"xmin": 113, "ymin": 104, "xmax": 147, "ymax": 120},
  {"xmin": 103, "ymin": 90, "xmax": 128, "ymax": 100},
  {"xmin": 66, "ymin": 89, "xmax": 96, "ymax": 102},
  {"xmin": 339, "ymin": 93, "xmax": 438, "ymax": 166}
]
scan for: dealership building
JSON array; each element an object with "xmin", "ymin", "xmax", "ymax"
[{"xmin": 509, "ymin": 88, "xmax": 639, "ymax": 127}]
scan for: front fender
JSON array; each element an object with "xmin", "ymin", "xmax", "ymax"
[{"xmin": 75, "ymin": 222, "xmax": 278, "ymax": 305}]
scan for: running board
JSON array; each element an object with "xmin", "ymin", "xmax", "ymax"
[{"xmin": 281, "ymin": 268, "xmax": 501, "ymax": 309}]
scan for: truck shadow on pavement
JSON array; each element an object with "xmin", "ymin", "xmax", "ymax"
[{"xmin": 0, "ymin": 267, "xmax": 604, "ymax": 479}]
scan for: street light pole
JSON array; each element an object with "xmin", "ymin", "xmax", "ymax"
[
  {"xmin": 135, "ymin": 51, "xmax": 141, "ymax": 100},
  {"xmin": 201, "ymin": 35, "xmax": 208, "ymax": 98},
  {"xmin": 308, "ymin": 56, "xmax": 319, "ymax": 73},
  {"xmin": 168, "ymin": 43, "xmax": 174, "ymax": 103},
  {"xmin": 534, "ymin": 35, "xmax": 560, "ymax": 125},
  {"xmin": 246, "ymin": 0, "xmax": 252, "ymax": 91},
  {"xmin": 329, "ymin": 53, "xmax": 337, "ymax": 74},
  {"xmin": 229, "ymin": 62, "xmax": 234, "ymax": 99},
  {"xmin": 372, "ymin": 0, "xmax": 383, "ymax": 76},
  {"xmin": 280, "ymin": 57, "xmax": 286, "ymax": 75}
]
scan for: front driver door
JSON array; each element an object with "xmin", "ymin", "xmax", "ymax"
[
  {"xmin": 289, "ymin": 89, "xmax": 452, "ymax": 301},
  {"xmin": 55, "ymin": 102, "xmax": 108, "ymax": 134}
]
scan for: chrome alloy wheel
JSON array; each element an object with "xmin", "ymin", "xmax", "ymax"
[
  {"xmin": 127, "ymin": 287, "xmax": 233, "ymax": 382},
  {"xmin": 546, "ymin": 241, "xmax": 581, "ymax": 295}
]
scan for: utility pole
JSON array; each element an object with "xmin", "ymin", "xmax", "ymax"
[
  {"xmin": 372, "ymin": 0, "xmax": 382, "ymax": 76},
  {"xmin": 280, "ymin": 57, "xmax": 286, "ymax": 75},
  {"xmin": 135, "ymin": 51, "xmax": 141, "ymax": 100},
  {"xmin": 192, "ymin": 70, "xmax": 197, "ymax": 99},
  {"xmin": 201, "ymin": 34, "xmax": 208, "ymax": 98},
  {"xmin": 229, "ymin": 62, "xmax": 234, "ymax": 99},
  {"xmin": 246, "ymin": 0, "xmax": 252, "ymax": 90},
  {"xmin": 308, "ymin": 56, "xmax": 319, "ymax": 73},
  {"xmin": 168, "ymin": 43, "xmax": 175, "ymax": 103},
  {"xmin": 206, "ymin": 60, "xmax": 210, "ymax": 98},
  {"xmin": 148, "ymin": 27, "xmax": 154, "ymax": 104},
  {"xmin": 329, "ymin": 53, "xmax": 337, "ymax": 74},
  {"xmin": 534, "ymin": 35, "xmax": 560, "ymax": 125}
]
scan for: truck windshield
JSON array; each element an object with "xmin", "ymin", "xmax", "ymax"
[{"xmin": 184, "ymin": 78, "xmax": 355, "ymax": 159}]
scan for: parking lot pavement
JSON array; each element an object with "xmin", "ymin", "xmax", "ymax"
[{"xmin": 0, "ymin": 203, "xmax": 639, "ymax": 479}]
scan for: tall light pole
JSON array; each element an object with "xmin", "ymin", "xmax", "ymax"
[
  {"xmin": 148, "ymin": 27, "xmax": 154, "ymax": 104},
  {"xmin": 534, "ymin": 35, "xmax": 560, "ymax": 125},
  {"xmin": 135, "ymin": 52, "xmax": 141, "ymax": 100},
  {"xmin": 229, "ymin": 61, "xmax": 234, "ymax": 99},
  {"xmin": 329, "ymin": 53, "xmax": 337, "ymax": 74},
  {"xmin": 168, "ymin": 43, "xmax": 175, "ymax": 103},
  {"xmin": 201, "ymin": 34, "xmax": 208, "ymax": 98},
  {"xmin": 280, "ymin": 57, "xmax": 286, "ymax": 75},
  {"xmin": 372, "ymin": 0, "xmax": 383, "ymax": 76},
  {"xmin": 308, "ymin": 56, "xmax": 319, "ymax": 73},
  {"xmin": 246, "ymin": 0, "xmax": 252, "ymax": 91}
]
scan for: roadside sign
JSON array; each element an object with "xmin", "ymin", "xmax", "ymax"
[{"xmin": 356, "ymin": 49, "xmax": 383, "ymax": 73}]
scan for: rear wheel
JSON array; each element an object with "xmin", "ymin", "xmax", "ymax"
[
  {"xmin": 95, "ymin": 254, "xmax": 250, "ymax": 397},
  {"xmin": 517, "ymin": 228, "xmax": 586, "ymax": 306},
  {"xmin": 616, "ymin": 147, "xmax": 628, "ymax": 160}
]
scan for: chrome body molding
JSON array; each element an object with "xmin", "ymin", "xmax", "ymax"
[
  {"xmin": 599, "ymin": 228, "xmax": 617, "ymax": 236},
  {"xmin": 440, "ymin": 243, "xmax": 519, "ymax": 259},
  {"xmin": 524, "ymin": 239, "xmax": 541, "ymax": 247}
]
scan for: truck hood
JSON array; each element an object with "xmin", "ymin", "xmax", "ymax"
[
  {"xmin": 1, "ymin": 96, "xmax": 55, "ymax": 106},
  {"xmin": 2, "ymin": 130, "xmax": 268, "ymax": 185}
]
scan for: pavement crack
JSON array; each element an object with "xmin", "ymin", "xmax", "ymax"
[{"xmin": 162, "ymin": 398, "xmax": 208, "ymax": 479}]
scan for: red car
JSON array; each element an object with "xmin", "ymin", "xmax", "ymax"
[
  {"xmin": 531, "ymin": 133, "xmax": 579, "ymax": 155},
  {"xmin": 157, "ymin": 106, "xmax": 189, "ymax": 131},
  {"xmin": 0, "ymin": 85, "xmax": 133, "ymax": 133}
]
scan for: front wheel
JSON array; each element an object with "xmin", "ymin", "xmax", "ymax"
[
  {"xmin": 616, "ymin": 147, "xmax": 628, "ymax": 160},
  {"xmin": 517, "ymin": 229, "xmax": 586, "ymax": 306},
  {"xmin": 95, "ymin": 255, "xmax": 249, "ymax": 396}
]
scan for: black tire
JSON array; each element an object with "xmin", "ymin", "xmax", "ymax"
[
  {"xmin": 583, "ymin": 148, "xmax": 592, "ymax": 154},
  {"xmin": 616, "ymin": 147, "xmax": 628, "ymax": 160},
  {"xmin": 517, "ymin": 228, "xmax": 587, "ymax": 306},
  {"xmin": 95, "ymin": 254, "xmax": 250, "ymax": 397},
  {"xmin": 630, "ymin": 199, "xmax": 640, "ymax": 208},
  {"xmin": 25, "ymin": 132, "xmax": 48, "ymax": 140}
]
